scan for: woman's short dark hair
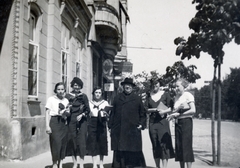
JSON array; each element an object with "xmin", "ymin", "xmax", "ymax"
[
  {"xmin": 92, "ymin": 86, "xmax": 103, "ymax": 95},
  {"xmin": 54, "ymin": 82, "xmax": 66, "ymax": 93},
  {"xmin": 70, "ymin": 77, "xmax": 83, "ymax": 88}
]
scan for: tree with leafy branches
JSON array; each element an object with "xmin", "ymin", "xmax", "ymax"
[
  {"xmin": 194, "ymin": 85, "xmax": 212, "ymax": 118},
  {"xmin": 174, "ymin": 0, "xmax": 240, "ymax": 165},
  {"xmin": 133, "ymin": 61, "xmax": 201, "ymax": 99},
  {"xmin": 162, "ymin": 61, "xmax": 200, "ymax": 85},
  {"xmin": 222, "ymin": 68, "xmax": 240, "ymax": 121}
]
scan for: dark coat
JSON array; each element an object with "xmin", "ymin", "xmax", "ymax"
[{"xmin": 108, "ymin": 92, "xmax": 146, "ymax": 152}]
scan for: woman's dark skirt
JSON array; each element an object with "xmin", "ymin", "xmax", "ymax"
[
  {"xmin": 149, "ymin": 119, "xmax": 175, "ymax": 159},
  {"xmin": 175, "ymin": 117, "xmax": 195, "ymax": 162},
  {"xmin": 66, "ymin": 113, "xmax": 88, "ymax": 158},
  {"xmin": 49, "ymin": 116, "xmax": 68, "ymax": 162},
  {"xmin": 112, "ymin": 150, "xmax": 146, "ymax": 168},
  {"xmin": 86, "ymin": 117, "xmax": 108, "ymax": 156}
]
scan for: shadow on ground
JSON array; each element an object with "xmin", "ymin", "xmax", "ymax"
[
  {"xmin": 45, "ymin": 163, "xmax": 155, "ymax": 168},
  {"xmin": 194, "ymin": 149, "xmax": 231, "ymax": 167},
  {"xmin": 194, "ymin": 149, "xmax": 213, "ymax": 165}
]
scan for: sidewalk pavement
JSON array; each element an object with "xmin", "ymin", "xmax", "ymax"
[{"xmin": 0, "ymin": 130, "xmax": 234, "ymax": 168}]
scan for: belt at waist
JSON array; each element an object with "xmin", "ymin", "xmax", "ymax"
[{"xmin": 178, "ymin": 115, "xmax": 192, "ymax": 119}]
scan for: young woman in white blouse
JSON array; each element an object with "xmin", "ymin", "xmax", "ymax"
[
  {"xmin": 87, "ymin": 86, "xmax": 110, "ymax": 168},
  {"xmin": 166, "ymin": 78, "xmax": 196, "ymax": 168},
  {"xmin": 45, "ymin": 82, "xmax": 69, "ymax": 168}
]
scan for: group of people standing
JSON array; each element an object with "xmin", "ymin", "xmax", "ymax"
[
  {"xmin": 146, "ymin": 78, "xmax": 196, "ymax": 168},
  {"xmin": 45, "ymin": 76, "xmax": 196, "ymax": 168},
  {"xmin": 45, "ymin": 77, "xmax": 109, "ymax": 168}
]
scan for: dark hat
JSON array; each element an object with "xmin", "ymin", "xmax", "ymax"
[
  {"xmin": 70, "ymin": 77, "xmax": 83, "ymax": 88},
  {"xmin": 120, "ymin": 77, "xmax": 136, "ymax": 86}
]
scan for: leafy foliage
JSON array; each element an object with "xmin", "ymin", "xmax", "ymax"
[
  {"xmin": 222, "ymin": 68, "xmax": 240, "ymax": 120},
  {"xmin": 194, "ymin": 85, "xmax": 212, "ymax": 118},
  {"xmin": 162, "ymin": 61, "xmax": 201, "ymax": 85},
  {"xmin": 133, "ymin": 70, "xmax": 161, "ymax": 96},
  {"xmin": 133, "ymin": 61, "xmax": 201, "ymax": 96},
  {"xmin": 174, "ymin": 0, "xmax": 240, "ymax": 67},
  {"xmin": 194, "ymin": 67, "xmax": 240, "ymax": 121}
]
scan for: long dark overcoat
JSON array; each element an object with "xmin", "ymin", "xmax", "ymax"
[{"xmin": 108, "ymin": 92, "xmax": 146, "ymax": 152}]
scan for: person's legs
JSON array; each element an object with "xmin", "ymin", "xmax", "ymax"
[
  {"xmin": 179, "ymin": 161, "xmax": 185, "ymax": 168},
  {"xmin": 112, "ymin": 150, "xmax": 123, "ymax": 168},
  {"xmin": 79, "ymin": 156, "xmax": 84, "ymax": 168},
  {"xmin": 49, "ymin": 134, "xmax": 59, "ymax": 168},
  {"xmin": 50, "ymin": 117, "xmax": 65, "ymax": 168},
  {"xmin": 77, "ymin": 120, "xmax": 87, "ymax": 168},
  {"xmin": 154, "ymin": 158, "xmax": 160, "ymax": 168},
  {"xmin": 92, "ymin": 156, "xmax": 98, "ymax": 168},
  {"xmin": 99, "ymin": 155, "xmax": 104, "ymax": 168},
  {"xmin": 186, "ymin": 162, "xmax": 192, "ymax": 168},
  {"xmin": 59, "ymin": 159, "xmax": 63, "ymax": 168},
  {"xmin": 149, "ymin": 123, "xmax": 160, "ymax": 168},
  {"xmin": 52, "ymin": 162, "xmax": 58, "ymax": 168},
  {"xmin": 162, "ymin": 159, "xmax": 168, "ymax": 168},
  {"xmin": 181, "ymin": 119, "xmax": 194, "ymax": 163},
  {"xmin": 72, "ymin": 156, "xmax": 77, "ymax": 168}
]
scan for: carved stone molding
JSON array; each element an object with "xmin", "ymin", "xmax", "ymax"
[{"xmin": 11, "ymin": 0, "xmax": 20, "ymax": 117}]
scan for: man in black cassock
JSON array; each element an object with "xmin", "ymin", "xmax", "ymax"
[{"xmin": 108, "ymin": 77, "xmax": 146, "ymax": 168}]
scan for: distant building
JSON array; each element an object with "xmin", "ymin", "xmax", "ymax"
[{"xmin": 0, "ymin": 0, "xmax": 129, "ymax": 160}]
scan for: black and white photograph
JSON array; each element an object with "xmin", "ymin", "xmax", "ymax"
[{"xmin": 0, "ymin": 0, "xmax": 240, "ymax": 168}]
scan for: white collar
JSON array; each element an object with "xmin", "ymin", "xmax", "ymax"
[{"xmin": 90, "ymin": 100, "xmax": 105, "ymax": 106}]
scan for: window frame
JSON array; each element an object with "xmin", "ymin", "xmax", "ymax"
[
  {"xmin": 61, "ymin": 23, "xmax": 70, "ymax": 91},
  {"xmin": 61, "ymin": 49, "xmax": 68, "ymax": 89},
  {"xmin": 28, "ymin": 13, "xmax": 39, "ymax": 98},
  {"xmin": 75, "ymin": 40, "xmax": 82, "ymax": 77}
]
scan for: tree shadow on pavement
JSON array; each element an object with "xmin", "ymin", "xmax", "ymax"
[{"xmin": 194, "ymin": 149, "xmax": 213, "ymax": 165}]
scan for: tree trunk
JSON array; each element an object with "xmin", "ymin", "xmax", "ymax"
[
  {"xmin": 217, "ymin": 62, "xmax": 221, "ymax": 165},
  {"xmin": 211, "ymin": 66, "xmax": 216, "ymax": 165}
]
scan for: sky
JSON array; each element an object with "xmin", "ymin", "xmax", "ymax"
[{"xmin": 126, "ymin": 0, "xmax": 240, "ymax": 89}]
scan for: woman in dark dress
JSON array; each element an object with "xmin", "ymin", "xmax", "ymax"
[
  {"xmin": 65, "ymin": 77, "xmax": 90, "ymax": 168},
  {"xmin": 146, "ymin": 79, "xmax": 175, "ymax": 168},
  {"xmin": 45, "ymin": 82, "xmax": 69, "ymax": 168},
  {"xmin": 87, "ymin": 86, "xmax": 110, "ymax": 168}
]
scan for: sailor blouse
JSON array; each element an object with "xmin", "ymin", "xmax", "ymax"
[{"xmin": 89, "ymin": 100, "xmax": 109, "ymax": 117}]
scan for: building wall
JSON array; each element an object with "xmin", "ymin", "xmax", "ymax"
[
  {"xmin": 0, "ymin": 0, "xmax": 92, "ymax": 160},
  {"xmin": 0, "ymin": 0, "xmax": 127, "ymax": 160},
  {"xmin": 0, "ymin": 1, "xmax": 22, "ymax": 159}
]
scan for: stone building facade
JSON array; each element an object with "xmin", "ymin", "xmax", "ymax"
[{"xmin": 0, "ymin": 0, "xmax": 128, "ymax": 160}]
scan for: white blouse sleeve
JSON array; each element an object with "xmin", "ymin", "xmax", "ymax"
[
  {"xmin": 184, "ymin": 92, "xmax": 195, "ymax": 103},
  {"xmin": 45, "ymin": 97, "xmax": 52, "ymax": 109}
]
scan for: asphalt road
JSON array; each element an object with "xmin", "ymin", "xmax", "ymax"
[{"xmin": 0, "ymin": 119, "xmax": 238, "ymax": 168}]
